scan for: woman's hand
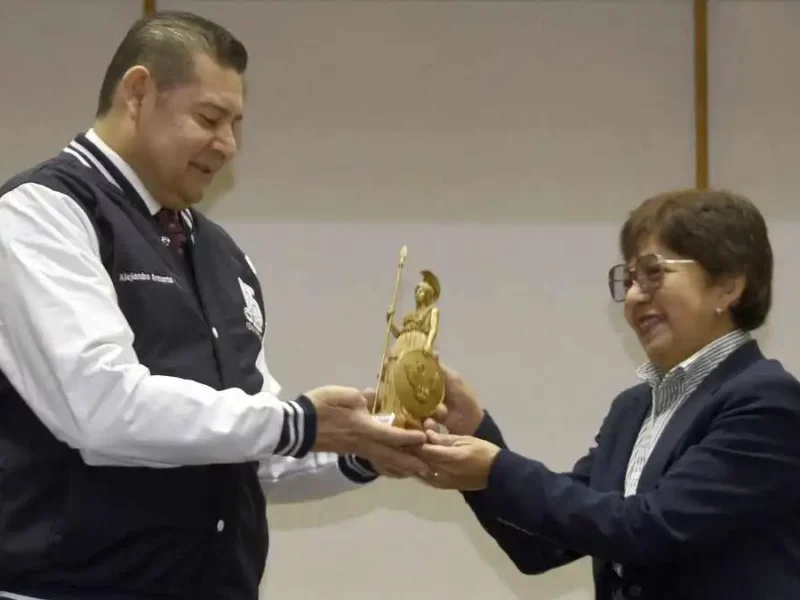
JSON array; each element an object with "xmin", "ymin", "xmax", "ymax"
[
  {"xmin": 423, "ymin": 365, "xmax": 485, "ymax": 436},
  {"xmin": 415, "ymin": 429, "xmax": 501, "ymax": 491}
]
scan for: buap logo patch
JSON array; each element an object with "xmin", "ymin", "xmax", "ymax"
[{"xmin": 238, "ymin": 277, "xmax": 264, "ymax": 337}]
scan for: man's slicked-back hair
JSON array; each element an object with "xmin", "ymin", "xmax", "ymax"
[{"xmin": 96, "ymin": 10, "xmax": 248, "ymax": 117}]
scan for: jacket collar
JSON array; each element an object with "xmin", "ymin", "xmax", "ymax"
[{"xmin": 67, "ymin": 131, "xmax": 195, "ymax": 232}]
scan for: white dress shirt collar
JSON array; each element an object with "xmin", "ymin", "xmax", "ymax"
[{"xmin": 84, "ymin": 128, "xmax": 162, "ymax": 217}]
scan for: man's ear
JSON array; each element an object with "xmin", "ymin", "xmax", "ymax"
[{"xmin": 118, "ymin": 65, "xmax": 153, "ymax": 118}]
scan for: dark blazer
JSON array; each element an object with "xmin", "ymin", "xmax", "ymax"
[{"xmin": 463, "ymin": 341, "xmax": 800, "ymax": 599}]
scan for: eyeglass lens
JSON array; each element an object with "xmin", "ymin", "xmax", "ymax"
[{"xmin": 608, "ymin": 254, "xmax": 665, "ymax": 302}]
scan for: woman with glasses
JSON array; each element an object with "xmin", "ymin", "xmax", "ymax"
[{"xmin": 417, "ymin": 189, "xmax": 800, "ymax": 599}]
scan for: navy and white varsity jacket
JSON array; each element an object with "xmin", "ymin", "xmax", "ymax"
[{"xmin": 0, "ymin": 130, "xmax": 377, "ymax": 600}]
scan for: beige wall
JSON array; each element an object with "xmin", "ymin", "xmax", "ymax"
[{"xmin": 1, "ymin": 2, "xmax": 799, "ymax": 599}]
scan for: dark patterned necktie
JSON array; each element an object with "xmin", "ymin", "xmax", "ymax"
[{"xmin": 156, "ymin": 208, "xmax": 187, "ymax": 259}]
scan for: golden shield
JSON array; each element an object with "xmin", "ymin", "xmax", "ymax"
[{"xmin": 391, "ymin": 349, "xmax": 445, "ymax": 419}]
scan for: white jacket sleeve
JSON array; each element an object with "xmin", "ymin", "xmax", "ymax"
[
  {"xmin": 253, "ymin": 343, "xmax": 378, "ymax": 504},
  {"xmin": 0, "ymin": 183, "xmax": 316, "ymax": 467}
]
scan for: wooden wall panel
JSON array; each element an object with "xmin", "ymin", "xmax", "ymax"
[{"xmin": 694, "ymin": 0, "xmax": 709, "ymax": 188}]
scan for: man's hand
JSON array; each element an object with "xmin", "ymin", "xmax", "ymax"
[
  {"xmin": 422, "ymin": 364, "xmax": 484, "ymax": 436},
  {"xmin": 305, "ymin": 385, "xmax": 430, "ymax": 478},
  {"xmin": 415, "ymin": 429, "xmax": 501, "ymax": 491}
]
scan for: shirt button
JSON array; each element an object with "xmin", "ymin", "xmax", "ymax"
[
  {"xmin": 216, "ymin": 519, "xmax": 225, "ymax": 532},
  {"xmin": 211, "ymin": 327, "xmax": 219, "ymax": 338}
]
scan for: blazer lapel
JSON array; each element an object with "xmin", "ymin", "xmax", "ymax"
[
  {"xmin": 603, "ymin": 390, "xmax": 652, "ymax": 493},
  {"xmin": 634, "ymin": 340, "xmax": 764, "ymax": 493}
]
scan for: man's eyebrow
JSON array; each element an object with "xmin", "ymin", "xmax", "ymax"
[{"xmin": 198, "ymin": 101, "xmax": 243, "ymax": 121}]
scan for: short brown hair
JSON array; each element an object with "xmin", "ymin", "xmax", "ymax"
[
  {"xmin": 619, "ymin": 188, "xmax": 773, "ymax": 331},
  {"xmin": 96, "ymin": 11, "xmax": 248, "ymax": 117}
]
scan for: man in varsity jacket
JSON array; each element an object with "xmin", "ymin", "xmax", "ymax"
[{"xmin": 0, "ymin": 11, "xmax": 430, "ymax": 600}]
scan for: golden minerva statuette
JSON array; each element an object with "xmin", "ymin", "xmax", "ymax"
[{"xmin": 372, "ymin": 246, "xmax": 445, "ymax": 429}]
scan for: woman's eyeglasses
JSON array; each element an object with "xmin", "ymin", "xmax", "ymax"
[{"xmin": 607, "ymin": 253, "xmax": 695, "ymax": 302}]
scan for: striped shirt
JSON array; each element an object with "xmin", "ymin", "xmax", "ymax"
[
  {"xmin": 623, "ymin": 329, "xmax": 752, "ymax": 496},
  {"xmin": 613, "ymin": 329, "xmax": 751, "ymax": 584}
]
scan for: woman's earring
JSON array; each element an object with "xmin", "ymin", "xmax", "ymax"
[{"xmin": 715, "ymin": 307, "xmax": 723, "ymax": 315}]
